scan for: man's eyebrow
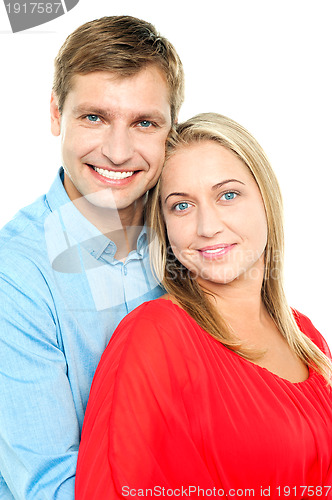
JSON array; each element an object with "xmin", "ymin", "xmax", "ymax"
[
  {"xmin": 164, "ymin": 179, "xmax": 245, "ymax": 203},
  {"xmin": 72, "ymin": 105, "xmax": 110, "ymax": 117},
  {"xmin": 72, "ymin": 105, "xmax": 168, "ymax": 124},
  {"xmin": 132, "ymin": 112, "xmax": 168, "ymax": 125}
]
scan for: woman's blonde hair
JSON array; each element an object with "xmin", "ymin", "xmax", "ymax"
[{"xmin": 147, "ymin": 112, "xmax": 332, "ymax": 384}]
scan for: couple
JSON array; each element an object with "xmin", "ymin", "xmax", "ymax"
[{"xmin": 0, "ymin": 15, "xmax": 331, "ymax": 500}]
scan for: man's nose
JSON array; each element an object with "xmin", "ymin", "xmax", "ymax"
[
  {"xmin": 101, "ymin": 125, "xmax": 134, "ymax": 165},
  {"xmin": 196, "ymin": 205, "xmax": 224, "ymax": 238}
]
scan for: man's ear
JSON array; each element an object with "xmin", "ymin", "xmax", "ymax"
[{"xmin": 50, "ymin": 92, "xmax": 61, "ymax": 136}]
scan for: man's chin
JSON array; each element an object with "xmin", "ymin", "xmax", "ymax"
[{"xmin": 80, "ymin": 189, "xmax": 119, "ymax": 210}]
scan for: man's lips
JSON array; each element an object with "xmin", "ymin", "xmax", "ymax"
[
  {"xmin": 197, "ymin": 243, "xmax": 237, "ymax": 258},
  {"xmin": 87, "ymin": 164, "xmax": 140, "ymax": 180}
]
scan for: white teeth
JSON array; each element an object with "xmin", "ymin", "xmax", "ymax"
[
  {"xmin": 204, "ymin": 247, "xmax": 227, "ymax": 254},
  {"xmin": 93, "ymin": 166, "xmax": 135, "ymax": 179}
]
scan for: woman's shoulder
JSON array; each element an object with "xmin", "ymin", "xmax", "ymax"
[
  {"xmin": 292, "ymin": 308, "xmax": 331, "ymax": 358},
  {"xmin": 117, "ymin": 296, "xmax": 189, "ymax": 332},
  {"xmin": 108, "ymin": 297, "xmax": 194, "ymax": 354},
  {"xmin": 95, "ymin": 298, "xmax": 197, "ymax": 394}
]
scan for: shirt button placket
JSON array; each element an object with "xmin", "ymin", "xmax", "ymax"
[{"xmin": 121, "ymin": 264, "xmax": 129, "ymax": 311}]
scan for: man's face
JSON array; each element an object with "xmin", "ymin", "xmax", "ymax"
[{"xmin": 50, "ymin": 66, "xmax": 172, "ymax": 214}]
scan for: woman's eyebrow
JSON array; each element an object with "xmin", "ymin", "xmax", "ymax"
[
  {"xmin": 164, "ymin": 192, "xmax": 188, "ymax": 203},
  {"xmin": 164, "ymin": 179, "xmax": 245, "ymax": 203},
  {"xmin": 211, "ymin": 179, "xmax": 245, "ymax": 190}
]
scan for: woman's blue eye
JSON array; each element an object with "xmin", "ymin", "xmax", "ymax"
[
  {"xmin": 174, "ymin": 202, "xmax": 190, "ymax": 211},
  {"xmin": 86, "ymin": 115, "xmax": 100, "ymax": 122},
  {"xmin": 221, "ymin": 192, "xmax": 237, "ymax": 201},
  {"xmin": 139, "ymin": 120, "xmax": 152, "ymax": 128}
]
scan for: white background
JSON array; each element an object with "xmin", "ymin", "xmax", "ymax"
[{"xmin": 1, "ymin": 0, "xmax": 331, "ymax": 344}]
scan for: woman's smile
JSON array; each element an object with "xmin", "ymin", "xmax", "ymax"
[{"xmin": 197, "ymin": 243, "xmax": 237, "ymax": 260}]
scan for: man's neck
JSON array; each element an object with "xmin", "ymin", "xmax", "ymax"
[{"xmin": 70, "ymin": 195, "xmax": 145, "ymax": 260}]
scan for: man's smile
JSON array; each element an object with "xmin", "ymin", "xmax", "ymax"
[
  {"xmin": 87, "ymin": 163, "xmax": 141, "ymax": 185},
  {"xmin": 88, "ymin": 165, "xmax": 136, "ymax": 180}
]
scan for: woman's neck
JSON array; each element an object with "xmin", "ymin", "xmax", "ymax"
[{"xmin": 198, "ymin": 262, "xmax": 272, "ymax": 341}]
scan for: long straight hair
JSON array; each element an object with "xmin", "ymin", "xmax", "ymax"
[{"xmin": 147, "ymin": 113, "xmax": 332, "ymax": 384}]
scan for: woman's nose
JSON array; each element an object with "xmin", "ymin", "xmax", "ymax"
[{"xmin": 196, "ymin": 205, "xmax": 224, "ymax": 238}]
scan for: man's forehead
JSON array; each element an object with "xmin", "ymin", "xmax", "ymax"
[
  {"xmin": 70, "ymin": 70, "xmax": 126, "ymax": 88},
  {"xmin": 69, "ymin": 66, "xmax": 168, "ymax": 94}
]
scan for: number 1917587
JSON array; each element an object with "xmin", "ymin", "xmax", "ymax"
[
  {"xmin": 276, "ymin": 486, "xmax": 332, "ymax": 497},
  {"xmin": 5, "ymin": 3, "xmax": 62, "ymax": 14}
]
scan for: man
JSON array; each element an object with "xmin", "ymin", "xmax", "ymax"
[{"xmin": 0, "ymin": 16, "xmax": 184, "ymax": 499}]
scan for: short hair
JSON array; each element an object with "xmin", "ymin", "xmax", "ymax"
[
  {"xmin": 53, "ymin": 15, "xmax": 184, "ymax": 123},
  {"xmin": 147, "ymin": 113, "xmax": 332, "ymax": 383}
]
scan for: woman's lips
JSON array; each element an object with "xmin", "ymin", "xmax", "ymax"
[{"xmin": 198, "ymin": 243, "xmax": 237, "ymax": 259}]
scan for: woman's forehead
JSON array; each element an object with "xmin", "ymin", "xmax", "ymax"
[{"xmin": 162, "ymin": 141, "xmax": 252, "ymax": 186}]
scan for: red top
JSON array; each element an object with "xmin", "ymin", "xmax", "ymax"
[{"xmin": 75, "ymin": 299, "xmax": 332, "ymax": 499}]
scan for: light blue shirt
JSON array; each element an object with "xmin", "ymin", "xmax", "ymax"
[{"xmin": 0, "ymin": 169, "xmax": 164, "ymax": 499}]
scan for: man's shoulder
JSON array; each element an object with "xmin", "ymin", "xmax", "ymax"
[
  {"xmin": 0, "ymin": 194, "xmax": 51, "ymax": 278},
  {"xmin": 0, "ymin": 169, "xmax": 65, "ymax": 255},
  {"xmin": 0, "ymin": 194, "xmax": 49, "ymax": 246}
]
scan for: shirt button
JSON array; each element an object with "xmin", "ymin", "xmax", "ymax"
[
  {"xmin": 123, "ymin": 266, "xmax": 128, "ymax": 276},
  {"xmin": 104, "ymin": 242, "xmax": 116, "ymax": 255}
]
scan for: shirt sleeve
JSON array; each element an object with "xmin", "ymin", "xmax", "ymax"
[
  {"xmin": 0, "ymin": 267, "xmax": 78, "ymax": 499},
  {"xmin": 75, "ymin": 303, "xmax": 215, "ymax": 499}
]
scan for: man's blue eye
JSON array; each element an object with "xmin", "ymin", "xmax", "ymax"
[
  {"xmin": 221, "ymin": 192, "xmax": 237, "ymax": 201},
  {"xmin": 86, "ymin": 115, "xmax": 100, "ymax": 122},
  {"xmin": 175, "ymin": 202, "xmax": 190, "ymax": 211},
  {"xmin": 139, "ymin": 120, "xmax": 152, "ymax": 128}
]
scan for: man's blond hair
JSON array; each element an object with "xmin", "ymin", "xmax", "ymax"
[{"xmin": 53, "ymin": 15, "xmax": 184, "ymax": 123}]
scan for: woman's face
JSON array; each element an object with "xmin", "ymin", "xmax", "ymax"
[{"xmin": 161, "ymin": 140, "xmax": 268, "ymax": 289}]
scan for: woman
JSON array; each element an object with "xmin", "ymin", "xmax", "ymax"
[{"xmin": 75, "ymin": 113, "xmax": 332, "ymax": 499}]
